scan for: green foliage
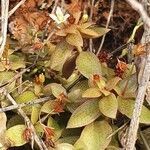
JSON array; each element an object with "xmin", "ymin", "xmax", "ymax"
[
  {"xmin": 55, "ymin": 143, "xmax": 75, "ymax": 150},
  {"xmin": 118, "ymin": 97, "xmax": 150, "ymax": 124},
  {"xmin": 99, "ymin": 93, "xmax": 118, "ymax": 119},
  {"xmin": 0, "ymin": 71, "xmax": 16, "ymax": 91},
  {"xmin": 5, "ymin": 125, "xmax": 27, "ymax": 147},
  {"xmin": 76, "ymin": 51, "xmax": 101, "ymax": 78},
  {"xmin": 67, "ymin": 100, "xmax": 101, "ymax": 128},
  {"xmin": 0, "ymin": 1, "xmax": 149, "ymax": 149},
  {"xmin": 74, "ymin": 121, "xmax": 112, "ymax": 150},
  {"xmin": 50, "ymin": 42, "xmax": 73, "ymax": 72},
  {"xmin": 16, "ymin": 91, "xmax": 38, "ymax": 114}
]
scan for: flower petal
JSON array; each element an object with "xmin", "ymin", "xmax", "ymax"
[
  {"xmin": 64, "ymin": 14, "xmax": 70, "ymax": 21},
  {"xmin": 49, "ymin": 14, "xmax": 58, "ymax": 22},
  {"xmin": 56, "ymin": 7, "xmax": 64, "ymax": 21}
]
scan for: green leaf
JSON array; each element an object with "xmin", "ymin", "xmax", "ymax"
[
  {"xmin": 68, "ymin": 89, "xmax": 82, "ymax": 103},
  {"xmin": 101, "ymin": 63, "xmax": 115, "ymax": 79},
  {"xmin": 41, "ymin": 100, "xmax": 56, "ymax": 114},
  {"xmin": 78, "ymin": 22, "xmax": 93, "ymax": 29},
  {"xmin": 31, "ymin": 104, "xmax": 41, "ymax": 124},
  {"xmin": 5, "ymin": 125, "xmax": 27, "ymax": 147},
  {"xmin": 76, "ymin": 51, "xmax": 101, "ymax": 78},
  {"xmin": 43, "ymin": 84, "xmax": 52, "ymax": 96},
  {"xmin": 50, "ymin": 42, "xmax": 72, "ymax": 71},
  {"xmin": 16, "ymin": 91, "xmax": 38, "ymax": 114},
  {"xmin": 106, "ymin": 146, "xmax": 120, "ymax": 150},
  {"xmin": 114, "ymin": 74, "xmax": 137, "ymax": 98},
  {"xmin": 66, "ymin": 31, "xmax": 83, "ymax": 47},
  {"xmin": 0, "ymin": 62, "xmax": 5, "ymax": 71},
  {"xmin": 99, "ymin": 94, "xmax": 118, "ymax": 119},
  {"xmin": 0, "ymin": 71, "xmax": 16, "ymax": 91},
  {"xmin": 118, "ymin": 97, "xmax": 150, "ymax": 124},
  {"xmin": 68, "ymin": 80, "xmax": 89, "ymax": 102},
  {"xmin": 105, "ymin": 77, "xmax": 121, "ymax": 91},
  {"xmin": 67, "ymin": 100, "xmax": 101, "ymax": 128},
  {"xmin": 79, "ymin": 26, "xmax": 110, "ymax": 38},
  {"xmin": 0, "ymin": 112, "xmax": 7, "ymax": 147},
  {"xmin": 50, "ymin": 83, "xmax": 67, "ymax": 98},
  {"xmin": 56, "ymin": 143, "xmax": 75, "ymax": 150},
  {"xmin": 82, "ymin": 88, "xmax": 101, "ymax": 98},
  {"xmin": 58, "ymin": 136, "xmax": 79, "ymax": 145},
  {"xmin": 47, "ymin": 117, "xmax": 62, "ymax": 141},
  {"xmin": 9, "ymin": 54, "xmax": 25, "ymax": 70},
  {"xmin": 74, "ymin": 121, "xmax": 112, "ymax": 150}
]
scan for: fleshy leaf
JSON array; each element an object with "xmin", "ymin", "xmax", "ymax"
[
  {"xmin": 74, "ymin": 121, "xmax": 112, "ymax": 150},
  {"xmin": 47, "ymin": 117, "xmax": 62, "ymax": 140},
  {"xmin": 99, "ymin": 93, "xmax": 118, "ymax": 119},
  {"xmin": 31, "ymin": 104, "xmax": 41, "ymax": 124},
  {"xmin": 50, "ymin": 83, "xmax": 67, "ymax": 98},
  {"xmin": 9, "ymin": 54, "xmax": 25, "ymax": 70},
  {"xmin": 66, "ymin": 31, "xmax": 83, "ymax": 47},
  {"xmin": 41, "ymin": 101, "xmax": 57, "ymax": 114},
  {"xmin": 76, "ymin": 51, "xmax": 101, "ymax": 78},
  {"xmin": 0, "ymin": 62, "xmax": 5, "ymax": 71},
  {"xmin": 118, "ymin": 97, "xmax": 150, "ymax": 124},
  {"xmin": 114, "ymin": 74, "xmax": 137, "ymax": 98},
  {"xmin": 0, "ymin": 71, "xmax": 16, "ymax": 92},
  {"xmin": 67, "ymin": 100, "xmax": 101, "ymax": 128},
  {"xmin": 78, "ymin": 22, "xmax": 93, "ymax": 29},
  {"xmin": 5, "ymin": 125, "xmax": 27, "ymax": 147},
  {"xmin": 50, "ymin": 42, "xmax": 73, "ymax": 71},
  {"xmin": 16, "ymin": 91, "xmax": 38, "ymax": 114},
  {"xmin": 0, "ymin": 112, "xmax": 7, "ymax": 147},
  {"xmin": 105, "ymin": 77, "xmax": 121, "ymax": 91},
  {"xmin": 68, "ymin": 80, "xmax": 89, "ymax": 102},
  {"xmin": 79, "ymin": 26, "xmax": 110, "ymax": 38},
  {"xmin": 55, "ymin": 143, "xmax": 75, "ymax": 150},
  {"xmin": 82, "ymin": 88, "xmax": 101, "ymax": 98}
]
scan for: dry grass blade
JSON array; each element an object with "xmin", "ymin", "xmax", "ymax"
[{"xmin": 96, "ymin": 0, "xmax": 115, "ymax": 56}]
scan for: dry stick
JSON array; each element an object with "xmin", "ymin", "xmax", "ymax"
[
  {"xmin": 124, "ymin": 0, "xmax": 150, "ymax": 149},
  {"xmin": 0, "ymin": 0, "xmax": 9, "ymax": 57},
  {"xmin": 5, "ymin": 92, "xmax": 48, "ymax": 150},
  {"xmin": 107, "ymin": 122, "xmax": 129, "ymax": 139},
  {"xmin": 0, "ymin": 67, "xmax": 30, "ymax": 88},
  {"xmin": 0, "ymin": 0, "xmax": 26, "ymax": 20},
  {"xmin": 96, "ymin": 0, "xmax": 115, "ymax": 56},
  {"xmin": 125, "ymin": 0, "xmax": 150, "ymax": 28},
  {"xmin": 0, "ymin": 55, "xmax": 38, "ymax": 89},
  {"xmin": 126, "ymin": 39, "xmax": 150, "ymax": 150},
  {"xmin": 0, "ymin": 76, "xmax": 83, "ymax": 113},
  {"xmin": 8, "ymin": 0, "xmax": 26, "ymax": 18},
  {"xmin": 0, "ymin": 97, "xmax": 50, "ymax": 113},
  {"xmin": 89, "ymin": 0, "xmax": 95, "ymax": 52}
]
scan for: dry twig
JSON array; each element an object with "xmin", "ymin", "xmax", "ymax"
[
  {"xmin": 89, "ymin": 0, "xmax": 95, "ymax": 52},
  {"xmin": 0, "ymin": 0, "xmax": 9, "ymax": 57},
  {"xmin": 0, "ymin": 0, "xmax": 26, "ymax": 20},
  {"xmin": 8, "ymin": 0, "xmax": 26, "ymax": 18},
  {"xmin": 5, "ymin": 91, "xmax": 48, "ymax": 150},
  {"xmin": 125, "ymin": 0, "xmax": 150, "ymax": 27},
  {"xmin": 96, "ymin": 0, "xmax": 115, "ymax": 56},
  {"xmin": 0, "ymin": 97, "xmax": 50, "ymax": 113},
  {"xmin": 125, "ymin": 0, "xmax": 150, "ymax": 149}
]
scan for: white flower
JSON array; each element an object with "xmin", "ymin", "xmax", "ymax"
[{"xmin": 49, "ymin": 6, "xmax": 70, "ymax": 24}]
